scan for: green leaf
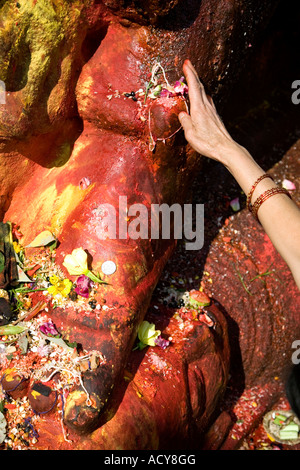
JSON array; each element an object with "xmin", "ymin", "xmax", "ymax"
[
  {"xmin": 40, "ymin": 333, "xmax": 74, "ymax": 352},
  {"xmin": 65, "ymin": 340, "xmax": 78, "ymax": 349},
  {"xmin": 153, "ymin": 85, "xmax": 162, "ymax": 96},
  {"xmin": 47, "ymin": 239, "xmax": 58, "ymax": 252},
  {"xmin": 13, "ymin": 287, "xmax": 45, "ymax": 294},
  {"xmin": 85, "ymin": 269, "xmax": 108, "ymax": 285},
  {"xmin": 0, "ymin": 251, "xmax": 5, "ymax": 274},
  {"xmin": 0, "ymin": 325, "xmax": 26, "ymax": 336},
  {"xmin": 132, "ymin": 341, "xmax": 147, "ymax": 351},
  {"xmin": 273, "ymin": 417, "xmax": 284, "ymax": 425},
  {"xmin": 274, "ymin": 413, "xmax": 288, "ymax": 422}
]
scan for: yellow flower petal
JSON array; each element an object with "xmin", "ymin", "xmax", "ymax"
[
  {"xmin": 138, "ymin": 321, "xmax": 161, "ymax": 347},
  {"xmin": 50, "ymin": 275, "xmax": 60, "ymax": 285},
  {"xmin": 47, "ymin": 285, "xmax": 58, "ymax": 295},
  {"xmin": 63, "ymin": 248, "xmax": 88, "ymax": 276},
  {"xmin": 61, "ymin": 279, "xmax": 72, "ymax": 297},
  {"xmin": 13, "ymin": 241, "xmax": 22, "ymax": 254},
  {"xmin": 72, "ymin": 248, "xmax": 88, "ymax": 267}
]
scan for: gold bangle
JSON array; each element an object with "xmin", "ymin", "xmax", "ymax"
[
  {"xmin": 246, "ymin": 174, "xmax": 274, "ymax": 212},
  {"xmin": 251, "ymin": 187, "xmax": 292, "ymax": 221}
]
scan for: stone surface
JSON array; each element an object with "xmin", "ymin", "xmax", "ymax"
[
  {"xmin": 201, "ymin": 140, "xmax": 300, "ymax": 449},
  {"xmin": 202, "ymin": 140, "xmax": 300, "ymax": 388},
  {"xmin": 28, "ymin": 300, "xmax": 230, "ymax": 449}
]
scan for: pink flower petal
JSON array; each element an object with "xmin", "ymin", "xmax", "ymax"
[
  {"xmin": 282, "ymin": 179, "xmax": 296, "ymax": 191},
  {"xmin": 229, "ymin": 197, "xmax": 240, "ymax": 212},
  {"xmin": 154, "ymin": 336, "xmax": 170, "ymax": 349},
  {"xmin": 74, "ymin": 274, "xmax": 92, "ymax": 298},
  {"xmin": 160, "ymin": 88, "xmax": 175, "ymax": 98},
  {"xmin": 173, "ymin": 79, "xmax": 188, "ymax": 95},
  {"xmin": 79, "ymin": 177, "xmax": 91, "ymax": 190},
  {"xmin": 39, "ymin": 320, "xmax": 59, "ymax": 337}
]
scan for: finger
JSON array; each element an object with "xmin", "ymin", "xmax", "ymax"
[
  {"xmin": 178, "ymin": 111, "xmax": 193, "ymax": 133},
  {"xmin": 184, "ymin": 61, "xmax": 216, "ymax": 110},
  {"xmin": 184, "ymin": 60, "xmax": 201, "ymax": 83},
  {"xmin": 182, "ymin": 60, "xmax": 205, "ymax": 110},
  {"xmin": 183, "ymin": 60, "xmax": 204, "ymax": 98},
  {"xmin": 183, "ymin": 60, "xmax": 207, "ymax": 96}
]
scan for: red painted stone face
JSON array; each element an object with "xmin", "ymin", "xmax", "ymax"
[{"xmin": 0, "ymin": 0, "xmax": 282, "ymax": 449}]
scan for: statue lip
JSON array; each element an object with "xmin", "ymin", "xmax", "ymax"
[{"xmin": 147, "ymin": 95, "xmax": 188, "ymax": 151}]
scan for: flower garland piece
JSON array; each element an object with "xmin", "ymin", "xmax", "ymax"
[
  {"xmin": 74, "ymin": 275, "xmax": 92, "ymax": 298},
  {"xmin": 63, "ymin": 248, "xmax": 106, "ymax": 284},
  {"xmin": 47, "ymin": 275, "xmax": 72, "ymax": 298},
  {"xmin": 188, "ymin": 290, "xmax": 210, "ymax": 308},
  {"xmin": 135, "ymin": 321, "xmax": 161, "ymax": 350},
  {"xmin": 39, "ymin": 320, "xmax": 60, "ymax": 337}
]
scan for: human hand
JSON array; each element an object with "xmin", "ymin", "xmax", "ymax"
[{"xmin": 178, "ymin": 60, "xmax": 240, "ymax": 165}]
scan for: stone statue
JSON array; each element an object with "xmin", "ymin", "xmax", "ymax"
[{"xmin": 2, "ymin": 0, "xmax": 294, "ymax": 449}]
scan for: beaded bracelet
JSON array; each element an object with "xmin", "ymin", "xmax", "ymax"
[
  {"xmin": 246, "ymin": 173, "xmax": 274, "ymax": 212},
  {"xmin": 251, "ymin": 187, "xmax": 292, "ymax": 221}
]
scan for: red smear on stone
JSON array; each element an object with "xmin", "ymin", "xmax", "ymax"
[{"xmin": 148, "ymin": 96, "xmax": 187, "ymax": 141}]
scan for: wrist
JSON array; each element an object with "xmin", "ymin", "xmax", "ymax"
[
  {"xmin": 216, "ymin": 142, "xmax": 269, "ymax": 196},
  {"xmin": 219, "ymin": 141, "xmax": 252, "ymax": 170}
]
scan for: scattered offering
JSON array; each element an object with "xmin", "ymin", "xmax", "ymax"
[
  {"xmin": 101, "ymin": 260, "xmax": 117, "ymax": 276},
  {"xmin": 263, "ymin": 410, "xmax": 300, "ymax": 445},
  {"xmin": 0, "ymin": 223, "xmax": 109, "ymax": 449}
]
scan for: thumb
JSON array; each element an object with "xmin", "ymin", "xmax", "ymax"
[{"xmin": 178, "ymin": 111, "xmax": 192, "ymax": 131}]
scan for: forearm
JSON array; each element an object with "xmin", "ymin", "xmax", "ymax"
[
  {"xmin": 221, "ymin": 143, "xmax": 300, "ymax": 288},
  {"xmin": 179, "ymin": 59, "xmax": 300, "ymax": 290}
]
